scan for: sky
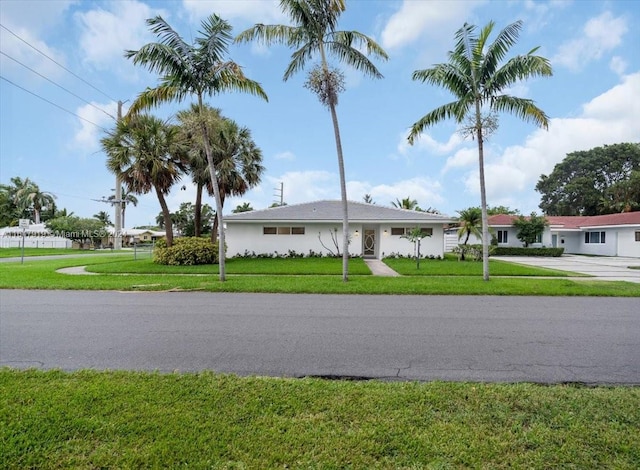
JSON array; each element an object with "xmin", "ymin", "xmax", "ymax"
[{"xmin": 1, "ymin": 0, "xmax": 639, "ymax": 228}]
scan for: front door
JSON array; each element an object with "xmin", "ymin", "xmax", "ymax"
[{"xmin": 363, "ymin": 229, "xmax": 376, "ymax": 258}]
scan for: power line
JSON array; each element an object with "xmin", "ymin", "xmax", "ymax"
[
  {"xmin": 0, "ymin": 23, "xmax": 116, "ymax": 102},
  {"xmin": 0, "ymin": 75, "xmax": 108, "ymax": 131},
  {"xmin": 0, "ymin": 51, "xmax": 116, "ymax": 120}
]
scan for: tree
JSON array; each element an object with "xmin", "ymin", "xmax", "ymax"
[
  {"xmin": 46, "ymin": 216, "xmax": 106, "ymax": 249},
  {"xmin": 101, "ymin": 114, "xmax": 187, "ymax": 247},
  {"xmin": 363, "ymin": 194, "xmax": 374, "ymax": 204},
  {"xmin": 513, "ymin": 212, "xmax": 548, "ymax": 247},
  {"xmin": 237, "ymin": 0, "xmax": 388, "ymax": 282},
  {"xmin": 126, "ymin": 14, "xmax": 267, "ymax": 281},
  {"xmin": 408, "ymin": 21, "xmax": 552, "ymax": 280},
  {"xmin": 536, "ymin": 143, "xmax": 640, "ymax": 216},
  {"xmin": 391, "ymin": 197, "xmax": 419, "ymax": 211},
  {"xmin": 0, "ymin": 177, "xmax": 29, "ymax": 226},
  {"xmin": 487, "ymin": 205, "xmax": 520, "ymax": 216},
  {"xmin": 401, "ymin": 227, "xmax": 432, "ymax": 269},
  {"xmin": 232, "ymin": 202, "xmax": 253, "ymax": 213},
  {"xmin": 93, "ymin": 211, "xmax": 112, "ymax": 226},
  {"xmin": 13, "ymin": 177, "xmax": 56, "ymax": 224},
  {"xmin": 456, "ymin": 207, "xmax": 482, "ymax": 261},
  {"xmin": 108, "ymin": 188, "xmax": 138, "ymax": 228},
  {"xmin": 158, "ymin": 202, "xmax": 215, "ymax": 237}
]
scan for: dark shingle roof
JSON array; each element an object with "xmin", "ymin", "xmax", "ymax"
[{"xmin": 226, "ymin": 200, "xmax": 454, "ymax": 223}]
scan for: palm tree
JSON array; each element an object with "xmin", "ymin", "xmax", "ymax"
[
  {"xmin": 407, "ymin": 21, "xmax": 552, "ymax": 280},
  {"xmin": 14, "ymin": 178, "xmax": 56, "ymax": 224},
  {"xmin": 391, "ymin": 197, "xmax": 419, "ymax": 211},
  {"xmin": 93, "ymin": 210, "xmax": 112, "ymax": 226},
  {"xmin": 232, "ymin": 202, "xmax": 254, "ymax": 213},
  {"xmin": 101, "ymin": 114, "xmax": 187, "ymax": 246},
  {"xmin": 108, "ymin": 188, "xmax": 138, "ymax": 228},
  {"xmin": 237, "ymin": 0, "xmax": 388, "ymax": 282},
  {"xmin": 125, "ymin": 14, "xmax": 267, "ymax": 281},
  {"xmin": 362, "ymin": 194, "xmax": 374, "ymax": 204},
  {"xmin": 456, "ymin": 207, "xmax": 482, "ymax": 261}
]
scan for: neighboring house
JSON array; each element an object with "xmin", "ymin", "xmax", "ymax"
[
  {"xmin": 0, "ymin": 223, "xmax": 72, "ymax": 248},
  {"xmin": 488, "ymin": 212, "xmax": 640, "ymax": 257},
  {"xmin": 224, "ymin": 200, "xmax": 455, "ymax": 259},
  {"xmin": 103, "ymin": 227, "xmax": 166, "ymax": 247}
]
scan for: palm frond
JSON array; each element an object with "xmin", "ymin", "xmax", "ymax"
[
  {"xmin": 126, "ymin": 86, "xmax": 184, "ymax": 117},
  {"xmin": 491, "ymin": 95, "xmax": 550, "ymax": 129},
  {"xmin": 408, "ymin": 101, "xmax": 470, "ymax": 144},
  {"xmin": 235, "ymin": 24, "xmax": 303, "ymax": 48},
  {"xmin": 283, "ymin": 42, "xmax": 317, "ymax": 80},
  {"xmin": 326, "ymin": 38, "xmax": 382, "ymax": 79},
  {"xmin": 412, "ymin": 64, "xmax": 470, "ymax": 99}
]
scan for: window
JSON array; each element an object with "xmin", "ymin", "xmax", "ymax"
[
  {"xmin": 585, "ymin": 231, "xmax": 606, "ymax": 244},
  {"xmin": 497, "ymin": 230, "xmax": 508, "ymax": 243},
  {"xmin": 535, "ymin": 233, "xmax": 542, "ymax": 244},
  {"xmin": 263, "ymin": 226, "xmax": 305, "ymax": 235},
  {"xmin": 635, "ymin": 231, "xmax": 640, "ymax": 242},
  {"xmin": 390, "ymin": 227, "xmax": 433, "ymax": 236}
]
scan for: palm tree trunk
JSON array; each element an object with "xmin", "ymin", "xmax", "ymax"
[
  {"xmin": 121, "ymin": 205, "xmax": 126, "ymax": 229},
  {"xmin": 320, "ymin": 43, "xmax": 349, "ymax": 282},
  {"xmin": 198, "ymin": 95, "xmax": 226, "ymax": 281},
  {"xmin": 194, "ymin": 182, "xmax": 203, "ymax": 237},
  {"xmin": 476, "ymin": 119, "xmax": 490, "ymax": 281},
  {"xmin": 156, "ymin": 187, "xmax": 173, "ymax": 247}
]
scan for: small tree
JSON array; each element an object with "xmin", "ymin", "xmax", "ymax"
[
  {"xmin": 46, "ymin": 216, "xmax": 106, "ymax": 249},
  {"xmin": 401, "ymin": 227, "xmax": 432, "ymax": 269},
  {"xmin": 513, "ymin": 212, "xmax": 548, "ymax": 247}
]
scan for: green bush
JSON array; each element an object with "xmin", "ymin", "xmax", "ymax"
[
  {"xmin": 493, "ymin": 247, "xmax": 564, "ymax": 257},
  {"xmin": 451, "ymin": 244, "xmax": 495, "ymax": 261},
  {"xmin": 153, "ymin": 237, "xmax": 219, "ymax": 265}
]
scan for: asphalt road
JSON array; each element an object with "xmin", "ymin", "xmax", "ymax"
[{"xmin": 1, "ymin": 290, "xmax": 638, "ymax": 384}]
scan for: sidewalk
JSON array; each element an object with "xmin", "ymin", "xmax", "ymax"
[{"xmin": 363, "ymin": 259, "xmax": 401, "ymax": 277}]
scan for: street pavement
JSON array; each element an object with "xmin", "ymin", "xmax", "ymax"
[{"xmin": 1, "ymin": 290, "xmax": 638, "ymax": 384}]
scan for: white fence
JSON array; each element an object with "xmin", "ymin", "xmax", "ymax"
[{"xmin": 1, "ymin": 236, "xmax": 72, "ymax": 249}]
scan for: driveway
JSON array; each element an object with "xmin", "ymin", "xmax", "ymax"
[{"xmin": 493, "ymin": 254, "xmax": 640, "ymax": 283}]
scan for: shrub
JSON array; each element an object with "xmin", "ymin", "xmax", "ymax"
[
  {"xmin": 451, "ymin": 244, "xmax": 495, "ymax": 261},
  {"xmin": 154, "ymin": 237, "xmax": 219, "ymax": 265},
  {"xmin": 493, "ymin": 247, "xmax": 564, "ymax": 257}
]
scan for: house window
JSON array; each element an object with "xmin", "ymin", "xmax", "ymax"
[
  {"xmin": 535, "ymin": 233, "xmax": 542, "ymax": 244},
  {"xmin": 263, "ymin": 226, "xmax": 305, "ymax": 235},
  {"xmin": 635, "ymin": 231, "xmax": 640, "ymax": 242},
  {"xmin": 497, "ymin": 230, "xmax": 508, "ymax": 243},
  {"xmin": 585, "ymin": 231, "xmax": 605, "ymax": 244},
  {"xmin": 390, "ymin": 227, "xmax": 433, "ymax": 236}
]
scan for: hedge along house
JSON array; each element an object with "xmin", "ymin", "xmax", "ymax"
[
  {"xmin": 487, "ymin": 212, "xmax": 640, "ymax": 257},
  {"xmin": 224, "ymin": 200, "xmax": 455, "ymax": 259}
]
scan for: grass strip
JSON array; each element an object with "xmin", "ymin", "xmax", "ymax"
[
  {"xmin": 0, "ymin": 257, "xmax": 638, "ymax": 296},
  {"xmin": 1, "ymin": 369, "xmax": 638, "ymax": 468}
]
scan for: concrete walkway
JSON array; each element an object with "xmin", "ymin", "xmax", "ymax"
[
  {"xmin": 364, "ymin": 259, "xmax": 401, "ymax": 277},
  {"xmin": 493, "ymin": 254, "xmax": 640, "ymax": 283}
]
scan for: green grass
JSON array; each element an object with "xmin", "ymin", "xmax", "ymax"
[
  {"xmin": 88, "ymin": 256, "xmax": 372, "ymax": 275},
  {"xmin": 0, "ymin": 247, "xmax": 119, "ymax": 258},
  {"xmin": 384, "ymin": 255, "xmax": 582, "ymax": 277},
  {"xmin": 0, "ymin": 255, "xmax": 638, "ymax": 296},
  {"xmin": 1, "ymin": 369, "xmax": 638, "ymax": 468}
]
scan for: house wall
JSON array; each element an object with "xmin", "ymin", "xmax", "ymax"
[
  {"xmin": 225, "ymin": 222, "xmax": 446, "ymax": 258},
  {"xmin": 617, "ymin": 227, "xmax": 640, "ymax": 257}
]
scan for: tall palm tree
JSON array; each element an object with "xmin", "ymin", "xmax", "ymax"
[
  {"xmin": 391, "ymin": 197, "xmax": 419, "ymax": 211},
  {"xmin": 407, "ymin": 21, "xmax": 552, "ymax": 280},
  {"xmin": 237, "ymin": 0, "xmax": 388, "ymax": 282},
  {"xmin": 101, "ymin": 114, "xmax": 187, "ymax": 246},
  {"xmin": 108, "ymin": 188, "xmax": 138, "ymax": 229},
  {"xmin": 125, "ymin": 14, "xmax": 267, "ymax": 281},
  {"xmin": 14, "ymin": 177, "xmax": 56, "ymax": 224}
]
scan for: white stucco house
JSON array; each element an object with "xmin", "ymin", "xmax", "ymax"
[
  {"xmin": 488, "ymin": 212, "xmax": 640, "ymax": 257},
  {"xmin": 224, "ymin": 200, "xmax": 455, "ymax": 259}
]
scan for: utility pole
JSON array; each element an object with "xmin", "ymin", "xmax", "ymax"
[
  {"xmin": 273, "ymin": 182, "xmax": 284, "ymax": 206},
  {"xmin": 113, "ymin": 100, "xmax": 123, "ymax": 250}
]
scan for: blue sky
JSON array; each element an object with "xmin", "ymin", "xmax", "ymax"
[{"xmin": 1, "ymin": 0, "xmax": 638, "ymax": 227}]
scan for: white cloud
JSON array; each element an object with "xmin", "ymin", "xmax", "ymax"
[
  {"xmin": 347, "ymin": 177, "xmax": 444, "ymax": 210},
  {"xmin": 609, "ymin": 56, "xmax": 628, "ymax": 76},
  {"xmin": 274, "ymin": 171, "xmax": 338, "ymax": 204},
  {"xmin": 552, "ymin": 11, "xmax": 628, "ymax": 71},
  {"xmin": 273, "ymin": 151, "xmax": 296, "ymax": 161},
  {"xmin": 182, "ymin": 0, "xmax": 286, "ymax": 24},
  {"xmin": 76, "ymin": 1, "xmax": 165, "ymax": 72},
  {"xmin": 463, "ymin": 72, "xmax": 640, "ymax": 206},
  {"xmin": 442, "ymin": 147, "xmax": 477, "ymax": 173},
  {"xmin": 397, "ymin": 130, "xmax": 463, "ymax": 157},
  {"xmin": 381, "ymin": 0, "xmax": 484, "ymax": 51},
  {"xmin": 72, "ymin": 100, "xmax": 119, "ymax": 151},
  {"xmin": 0, "ymin": 0, "xmax": 77, "ymax": 34}
]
